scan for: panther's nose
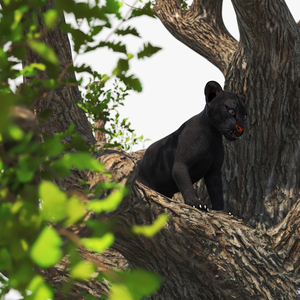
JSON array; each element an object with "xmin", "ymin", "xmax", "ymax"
[{"xmin": 235, "ymin": 124, "xmax": 244, "ymax": 133}]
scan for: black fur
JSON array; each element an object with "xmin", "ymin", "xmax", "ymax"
[{"xmin": 137, "ymin": 81, "xmax": 247, "ymax": 211}]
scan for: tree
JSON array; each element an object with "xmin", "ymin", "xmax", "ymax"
[
  {"xmin": 154, "ymin": 0, "xmax": 300, "ymax": 230},
  {"xmin": 1, "ymin": 0, "xmax": 300, "ymax": 299}
]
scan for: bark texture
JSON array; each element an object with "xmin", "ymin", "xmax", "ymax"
[
  {"xmin": 20, "ymin": 0, "xmax": 300, "ymax": 299},
  {"xmin": 49, "ymin": 147, "xmax": 300, "ymax": 299},
  {"xmin": 154, "ymin": 0, "xmax": 300, "ymax": 229},
  {"xmin": 23, "ymin": 0, "xmax": 95, "ymax": 191},
  {"xmin": 23, "ymin": 0, "xmax": 95, "ymax": 147}
]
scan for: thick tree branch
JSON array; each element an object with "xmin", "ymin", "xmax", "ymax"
[
  {"xmin": 153, "ymin": 0, "xmax": 238, "ymax": 74},
  {"xmin": 83, "ymin": 148, "xmax": 299, "ymax": 299},
  {"xmin": 268, "ymin": 199, "xmax": 300, "ymax": 283},
  {"xmin": 231, "ymin": 0, "xmax": 300, "ymax": 57}
]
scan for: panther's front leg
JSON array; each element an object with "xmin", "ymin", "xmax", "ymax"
[
  {"xmin": 172, "ymin": 161, "xmax": 209, "ymax": 211},
  {"xmin": 204, "ymin": 168, "xmax": 224, "ymax": 210}
]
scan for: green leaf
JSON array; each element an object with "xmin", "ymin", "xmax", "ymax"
[
  {"xmin": 44, "ymin": 9, "xmax": 59, "ymax": 30},
  {"xmin": 137, "ymin": 43, "xmax": 162, "ymax": 59},
  {"xmin": 41, "ymin": 136, "xmax": 64, "ymax": 158},
  {"xmin": 121, "ymin": 75, "xmax": 142, "ymax": 92},
  {"xmin": 7, "ymin": 124, "xmax": 24, "ymax": 140},
  {"xmin": 132, "ymin": 214, "xmax": 169, "ymax": 237},
  {"xmin": 70, "ymin": 261, "xmax": 96, "ymax": 280},
  {"xmin": 39, "ymin": 181, "xmax": 68, "ymax": 222},
  {"xmin": 50, "ymin": 152, "xmax": 104, "ymax": 178},
  {"xmin": 28, "ymin": 40, "xmax": 59, "ymax": 66},
  {"xmin": 129, "ymin": 2, "xmax": 156, "ymax": 19},
  {"xmin": 20, "ymin": 63, "xmax": 46, "ymax": 77},
  {"xmin": 61, "ymin": 152, "xmax": 105, "ymax": 172},
  {"xmin": 100, "ymin": 41, "xmax": 127, "ymax": 53},
  {"xmin": 16, "ymin": 169, "xmax": 34, "ymax": 183},
  {"xmin": 108, "ymin": 269, "xmax": 161, "ymax": 300},
  {"xmin": 64, "ymin": 196, "xmax": 86, "ymax": 226},
  {"xmin": 113, "ymin": 58, "xmax": 129, "ymax": 76},
  {"xmin": 105, "ymin": 0, "xmax": 122, "ymax": 18},
  {"xmin": 88, "ymin": 188, "xmax": 128, "ymax": 213},
  {"xmin": 11, "ymin": 6, "xmax": 28, "ymax": 31},
  {"xmin": 115, "ymin": 26, "xmax": 140, "ymax": 38},
  {"xmin": 27, "ymin": 275, "xmax": 53, "ymax": 300},
  {"xmin": 80, "ymin": 233, "xmax": 114, "ymax": 253},
  {"xmin": 30, "ymin": 226, "xmax": 62, "ymax": 268}
]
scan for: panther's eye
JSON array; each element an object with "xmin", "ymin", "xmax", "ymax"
[
  {"xmin": 244, "ymin": 114, "xmax": 247, "ymax": 121},
  {"xmin": 228, "ymin": 109, "xmax": 236, "ymax": 116}
]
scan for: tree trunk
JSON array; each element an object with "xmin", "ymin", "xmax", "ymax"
[
  {"xmin": 23, "ymin": 0, "xmax": 95, "ymax": 191},
  {"xmin": 21, "ymin": 0, "xmax": 300, "ymax": 298},
  {"xmin": 22, "ymin": 0, "xmax": 95, "ymax": 147},
  {"xmin": 154, "ymin": 0, "xmax": 300, "ymax": 229}
]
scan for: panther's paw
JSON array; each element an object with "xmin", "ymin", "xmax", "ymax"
[{"xmin": 193, "ymin": 204, "xmax": 209, "ymax": 212}]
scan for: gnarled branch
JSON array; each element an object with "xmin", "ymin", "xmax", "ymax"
[{"xmin": 153, "ymin": 0, "xmax": 238, "ymax": 74}]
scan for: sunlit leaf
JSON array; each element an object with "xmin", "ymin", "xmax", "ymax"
[
  {"xmin": 28, "ymin": 40, "xmax": 59, "ymax": 66},
  {"xmin": 8, "ymin": 124, "xmax": 24, "ymax": 141},
  {"xmin": 109, "ymin": 284, "xmax": 133, "ymax": 300},
  {"xmin": 30, "ymin": 226, "xmax": 62, "ymax": 268},
  {"xmin": 39, "ymin": 181, "xmax": 67, "ymax": 222},
  {"xmin": 44, "ymin": 9, "xmax": 59, "ymax": 30},
  {"xmin": 60, "ymin": 152, "xmax": 105, "ymax": 172},
  {"xmin": 88, "ymin": 188, "xmax": 128, "ymax": 213},
  {"xmin": 20, "ymin": 63, "xmax": 46, "ymax": 77},
  {"xmin": 70, "ymin": 261, "xmax": 96, "ymax": 280},
  {"xmin": 27, "ymin": 275, "xmax": 53, "ymax": 300},
  {"xmin": 108, "ymin": 269, "xmax": 161, "ymax": 300},
  {"xmin": 64, "ymin": 196, "xmax": 86, "ymax": 226},
  {"xmin": 132, "ymin": 214, "xmax": 169, "ymax": 237},
  {"xmin": 11, "ymin": 6, "xmax": 28, "ymax": 30},
  {"xmin": 80, "ymin": 233, "xmax": 114, "ymax": 253}
]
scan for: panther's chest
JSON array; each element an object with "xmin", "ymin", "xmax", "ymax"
[{"xmin": 189, "ymin": 141, "xmax": 224, "ymax": 184}]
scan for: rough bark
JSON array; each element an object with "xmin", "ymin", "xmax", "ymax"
[
  {"xmin": 22, "ymin": 0, "xmax": 96, "ymax": 191},
  {"xmin": 153, "ymin": 0, "xmax": 238, "ymax": 73},
  {"xmin": 51, "ymin": 147, "xmax": 300, "ymax": 299},
  {"xmin": 22, "ymin": 0, "xmax": 95, "ymax": 147},
  {"xmin": 154, "ymin": 0, "xmax": 300, "ymax": 229},
  {"xmin": 18, "ymin": 0, "xmax": 300, "ymax": 298}
]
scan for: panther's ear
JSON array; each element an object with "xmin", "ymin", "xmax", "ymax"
[
  {"xmin": 240, "ymin": 94, "xmax": 246, "ymax": 103},
  {"xmin": 204, "ymin": 81, "xmax": 223, "ymax": 104}
]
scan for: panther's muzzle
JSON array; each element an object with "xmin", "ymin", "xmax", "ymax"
[{"xmin": 228, "ymin": 124, "xmax": 244, "ymax": 139}]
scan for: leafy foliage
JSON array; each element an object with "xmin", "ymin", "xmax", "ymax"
[
  {"xmin": 83, "ymin": 78, "xmax": 149, "ymax": 150},
  {"xmin": 0, "ymin": 0, "xmax": 165, "ymax": 299}
]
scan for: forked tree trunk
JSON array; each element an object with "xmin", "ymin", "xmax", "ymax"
[
  {"xmin": 154, "ymin": 0, "xmax": 300, "ymax": 229},
  {"xmin": 20, "ymin": 0, "xmax": 300, "ymax": 299}
]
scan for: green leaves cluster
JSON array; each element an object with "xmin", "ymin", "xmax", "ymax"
[
  {"xmin": 0, "ymin": 119, "xmax": 165, "ymax": 299},
  {"xmin": 82, "ymin": 78, "xmax": 150, "ymax": 151},
  {"xmin": 0, "ymin": 0, "xmax": 165, "ymax": 299}
]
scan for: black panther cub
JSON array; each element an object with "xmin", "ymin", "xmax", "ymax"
[{"xmin": 137, "ymin": 81, "xmax": 247, "ymax": 211}]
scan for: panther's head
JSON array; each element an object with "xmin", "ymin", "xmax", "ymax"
[{"xmin": 204, "ymin": 81, "xmax": 247, "ymax": 141}]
